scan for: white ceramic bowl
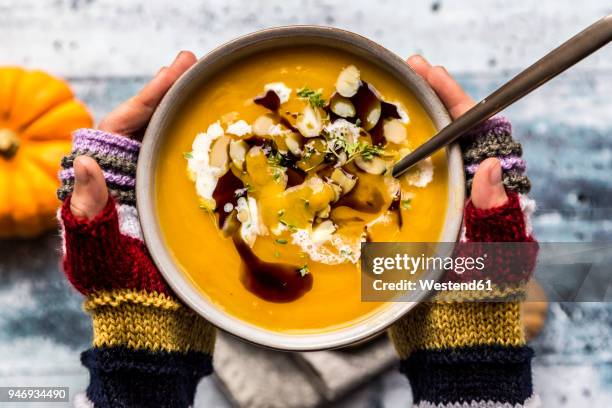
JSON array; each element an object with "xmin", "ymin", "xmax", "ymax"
[{"xmin": 137, "ymin": 26, "xmax": 465, "ymax": 351}]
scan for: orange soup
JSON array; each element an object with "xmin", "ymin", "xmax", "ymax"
[{"xmin": 156, "ymin": 46, "xmax": 448, "ymax": 333}]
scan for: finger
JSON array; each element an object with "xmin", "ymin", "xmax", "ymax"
[
  {"xmin": 470, "ymin": 158, "xmax": 508, "ymax": 210},
  {"xmin": 426, "ymin": 66, "xmax": 475, "ymax": 119},
  {"xmin": 137, "ymin": 51, "xmax": 197, "ymax": 109},
  {"xmin": 407, "ymin": 55, "xmax": 432, "ymax": 79},
  {"xmin": 99, "ymin": 51, "xmax": 197, "ymax": 135},
  {"xmin": 70, "ymin": 156, "xmax": 109, "ymax": 220}
]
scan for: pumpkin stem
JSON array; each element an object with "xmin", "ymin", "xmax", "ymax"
[{"xmin": 0, "ymin": 129, "xmax": 20, "ymax": 159}]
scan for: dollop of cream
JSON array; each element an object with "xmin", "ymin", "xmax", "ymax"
[
  {"xmin": 187, "ymin": 122, "xmax": 225, "ymax": 208},
  {"xmin": 236, "ymin": 196, "xmax": 266, "ymax": 247},
  {"xmin": 403, "ymin": 157, "xmax": 434, "ymax": 187},
  {"xmin": 226, "ymin": 120, "xmax": 252, "ymax": 137},
  {"xmin": 291, "ymin": 225, "xmax": 362, "ymax": 265},
  {"xmin": 324, "ymin": 118, "xmax": 361, "ymax": 144},
  {"xmin": 264, "ymin": 82, "xmax": 292, "ymax": 104}
]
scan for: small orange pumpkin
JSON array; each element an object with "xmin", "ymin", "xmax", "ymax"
[{"xmin": 0, "ymin": 67, "xmax": 93, "ymax": 237}]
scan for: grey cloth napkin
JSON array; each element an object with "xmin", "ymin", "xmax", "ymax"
[{"xmin": 213, "ymin": 332, "xmax": 398, "ymax": 408}]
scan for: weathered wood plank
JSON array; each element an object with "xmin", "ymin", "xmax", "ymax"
[{"xmin": 1, "ymin": 0, "xmax": 610, "ymax": 77}]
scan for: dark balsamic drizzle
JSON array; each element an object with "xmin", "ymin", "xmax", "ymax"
[
  {"xmin": 232, "ymin": 233, "xmax": 313, "ymax": 302},
  {"xmin": 212, "ymin": 170, "xmax": 244, "ymax": 227},
  {"xmin": 254, "ymin": 89, "xmax": 281, "ymax": 111}
]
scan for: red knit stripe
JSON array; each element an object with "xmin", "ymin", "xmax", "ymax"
[
  {"xmin": 464, "ymin": 192, "xmax": 530, "ymax": 242},
  {"xmin": 452, "ymin": 192, "xmax": 537, "ymax": 284},
  {"xmin": 61, "ymin": 196, "xmax": 172, "ymax": 296}
]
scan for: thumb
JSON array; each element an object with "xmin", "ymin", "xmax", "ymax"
[
  {"xmin": 470, "ymin": 158, "xmax": 508, "ymax": 209},
  {"xmin": 70, "ymin": 156, "xmax": 109, "ymax": 220}
]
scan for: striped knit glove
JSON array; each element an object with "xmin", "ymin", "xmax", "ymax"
[
  {"xmin": 389, "ymin": 117, "xmax": 539, "ymax": 408},
  {"xmin": 58, "ymin": 129, "xmax": 215, "ymax": 408}
]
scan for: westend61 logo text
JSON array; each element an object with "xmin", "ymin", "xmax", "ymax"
[{"xmin": 371, "ymin": 253, "xmax": 487, "ymax": 275}]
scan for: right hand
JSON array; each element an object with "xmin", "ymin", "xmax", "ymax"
[
  {"xmin": 70, "ymin": 51, "xmax": 197, "ymax": 221},
  {"xmin": 407, "ymin": 55, "xmax": 508, "ymax": 210}
]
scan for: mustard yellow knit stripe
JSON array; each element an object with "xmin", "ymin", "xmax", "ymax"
[
  {"xmin": 85, "ymin": 289, "xmax": 215, "ymax": 355},
  {"xmin": 84, "ymin": 289, "xmax": 181, "ymax": 311},
  {"xmin": 432, "ymin": 283, "xmax": 526, "ymax": 302},
  {"xmin": 389, "ymin": 302, "xmax": 525, "ymax": 359}
]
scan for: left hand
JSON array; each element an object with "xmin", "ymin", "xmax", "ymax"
[{"xmin": 70, "ymin": 51, "xmax": 197, "ymax": 220}]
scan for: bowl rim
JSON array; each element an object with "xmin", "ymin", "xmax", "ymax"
[{"xmin": 137, "ymin": 25, "xmax": 465, "ymax": 351}]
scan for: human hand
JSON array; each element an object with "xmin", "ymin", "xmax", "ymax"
[
  {"xmin": 407, "ymin": 55, "xmax": 508, "ymax": 210},
  {"xmin": 70, "ymin": 51, "xmax": 197, "ymax": 220},
  {"xmin": 58, "ymin": 52, "xmax": 214, "ymax": 407}
]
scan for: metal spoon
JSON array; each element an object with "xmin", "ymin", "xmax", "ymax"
[{"xmin": 392, "ymin": 14, "xmax": 612, "ymax": 178}]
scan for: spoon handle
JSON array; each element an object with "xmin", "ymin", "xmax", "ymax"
[{"xmin": 393, "ymin": 14, "xmax": 612, "ymax": 178}]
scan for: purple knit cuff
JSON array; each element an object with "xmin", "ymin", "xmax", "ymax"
[
  {"xmin": 465, "ymin": 155, "xmax": 526, "ymax": 175},
  {"xmin": 57, "ymin": 129, "xmax": 140, "ymax": 205},
  {"xmin": 59, "ymin": 168, "xmax": 136, "ymax": 188},
  {"xmin": 72, "ymin": 128, "xmax": 141, "ymax": 158},
  {"xmin": 459, "ymin": 115, "xmax": 530, "ymax": 194},
  {"xmin": 462, "ymin": 116, "xmax": 512, "ymax": 141}
]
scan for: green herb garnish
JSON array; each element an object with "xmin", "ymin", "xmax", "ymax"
[
  {"xmin": 183, "ymin": 151, "xmax": 193, "ymax": 159},
  {"xmin": 297, "ymin": 264, "xmax": 310, "ymax": 277},
  {"xmin": 324, "ymin": 131, "xmax": 384, "ymax": 164},
  {"xmin": 267, "ymin": 151, "xmax": 284, "ymax": 167},
  {"xmin": 297, "ymin": 87, "xmax": 326, "ymax": 108},
  {"xmin": 272, "ymin": 169, "xmax": 283, "ymax": 182},
  {"xmin": 274, "ymin": 250, "xmax": 281, "ymax": 258},
  {"xmin": 279, "ymin": 219, "xmax": 298, "ymax": 232},
  {"xmin": 401, "ymin": 199, "xmax": 412, "ymax": 209},
  {"xmin": 302, "ymin": 145, "xmax": 315, "ymax": 160},
  {"xmin": 275, "ymin": 239, "xmax": 288, "ymax": 245},
  {"xmin": 359, "ymin": 144, "xmax": 385, "ymax": 161}
]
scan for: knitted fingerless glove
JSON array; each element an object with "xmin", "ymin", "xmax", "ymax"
[
  {"xmin": 58, "ymin": 129, "xmax": 215, "ymax": 408},
  {"xmin": 389, "ymin": 117, "xmax": 539, "ymax": 408}
]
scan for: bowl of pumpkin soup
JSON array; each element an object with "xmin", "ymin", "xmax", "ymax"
[{"xmin": 137, "ymin": 26, "xmax": 465, "ymax": 350}]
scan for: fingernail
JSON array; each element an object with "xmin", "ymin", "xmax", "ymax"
[
  {"xmin": 74, "ymin": 159, "xmax": 90, "ymax": 185},
  {"xmin": 488, "ymin": 159, "xmax": 503, "ymax": 185},
  {"xmin": 173, "ymin": 51, "xmax": 186, "ymax": 63}
]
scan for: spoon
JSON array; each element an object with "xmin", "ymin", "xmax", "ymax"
[{"xmin": 392, "ymin": 14, "xmax": 612, "ymax": 178}]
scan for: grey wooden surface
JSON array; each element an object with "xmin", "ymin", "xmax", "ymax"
[{"xmin": 1, "ymin": 1, "xmax": 612, "ymax": 407}]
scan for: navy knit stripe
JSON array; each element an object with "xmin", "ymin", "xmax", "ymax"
[
  {"xmin": 81, "ymin": 346, "xmax": 213, "ymax": 408},
  {"xmin": 399, "ymin": 345, "xmax": 533, "ymax": 405}
]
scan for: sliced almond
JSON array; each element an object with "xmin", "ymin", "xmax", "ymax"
[
  {"xmin": 330, "ymin": 93, "xmax": 356, "ymax": 118},
  {"xmin": 329, "ymin": 182, "xmax": 343, "ymax": 202},
  {"xmin": 355, "ymin": 155, "xmax": 387, "ymax": 175},
  {"xmin": 330, "ymin": 168, "xmax": 357, "ymax": 195},
  {"xmin": 296, "ymin": 105, "xmax": 323, "ymax": 138},
  {"xmin": 210, "ymin": 135, "xmax": 231, "ymax": 174},
  {"xmin": 229, "ymin": 139, "xmax": 248, "ymax": 169},
  {"xmin": 363, "ymin": 101, "xmax": 381, "ymax": 131},
  {"xmin": 335, "ymin": 65, "xmax": 361, "ymax": 98},
  {"xmin": 252, "ymin": 114, "xmax": 276, "ymax": 136},
  {"xmin": 285, "ymin": 132, "xmax": 303, "ymax": 156},
  {"xmin": 383, "ymin": 118, "xmax": 407, "ymax": 144},
  {"xmin": 354, "ymin": 84, "xmax": 382, "ymax": 131}
]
